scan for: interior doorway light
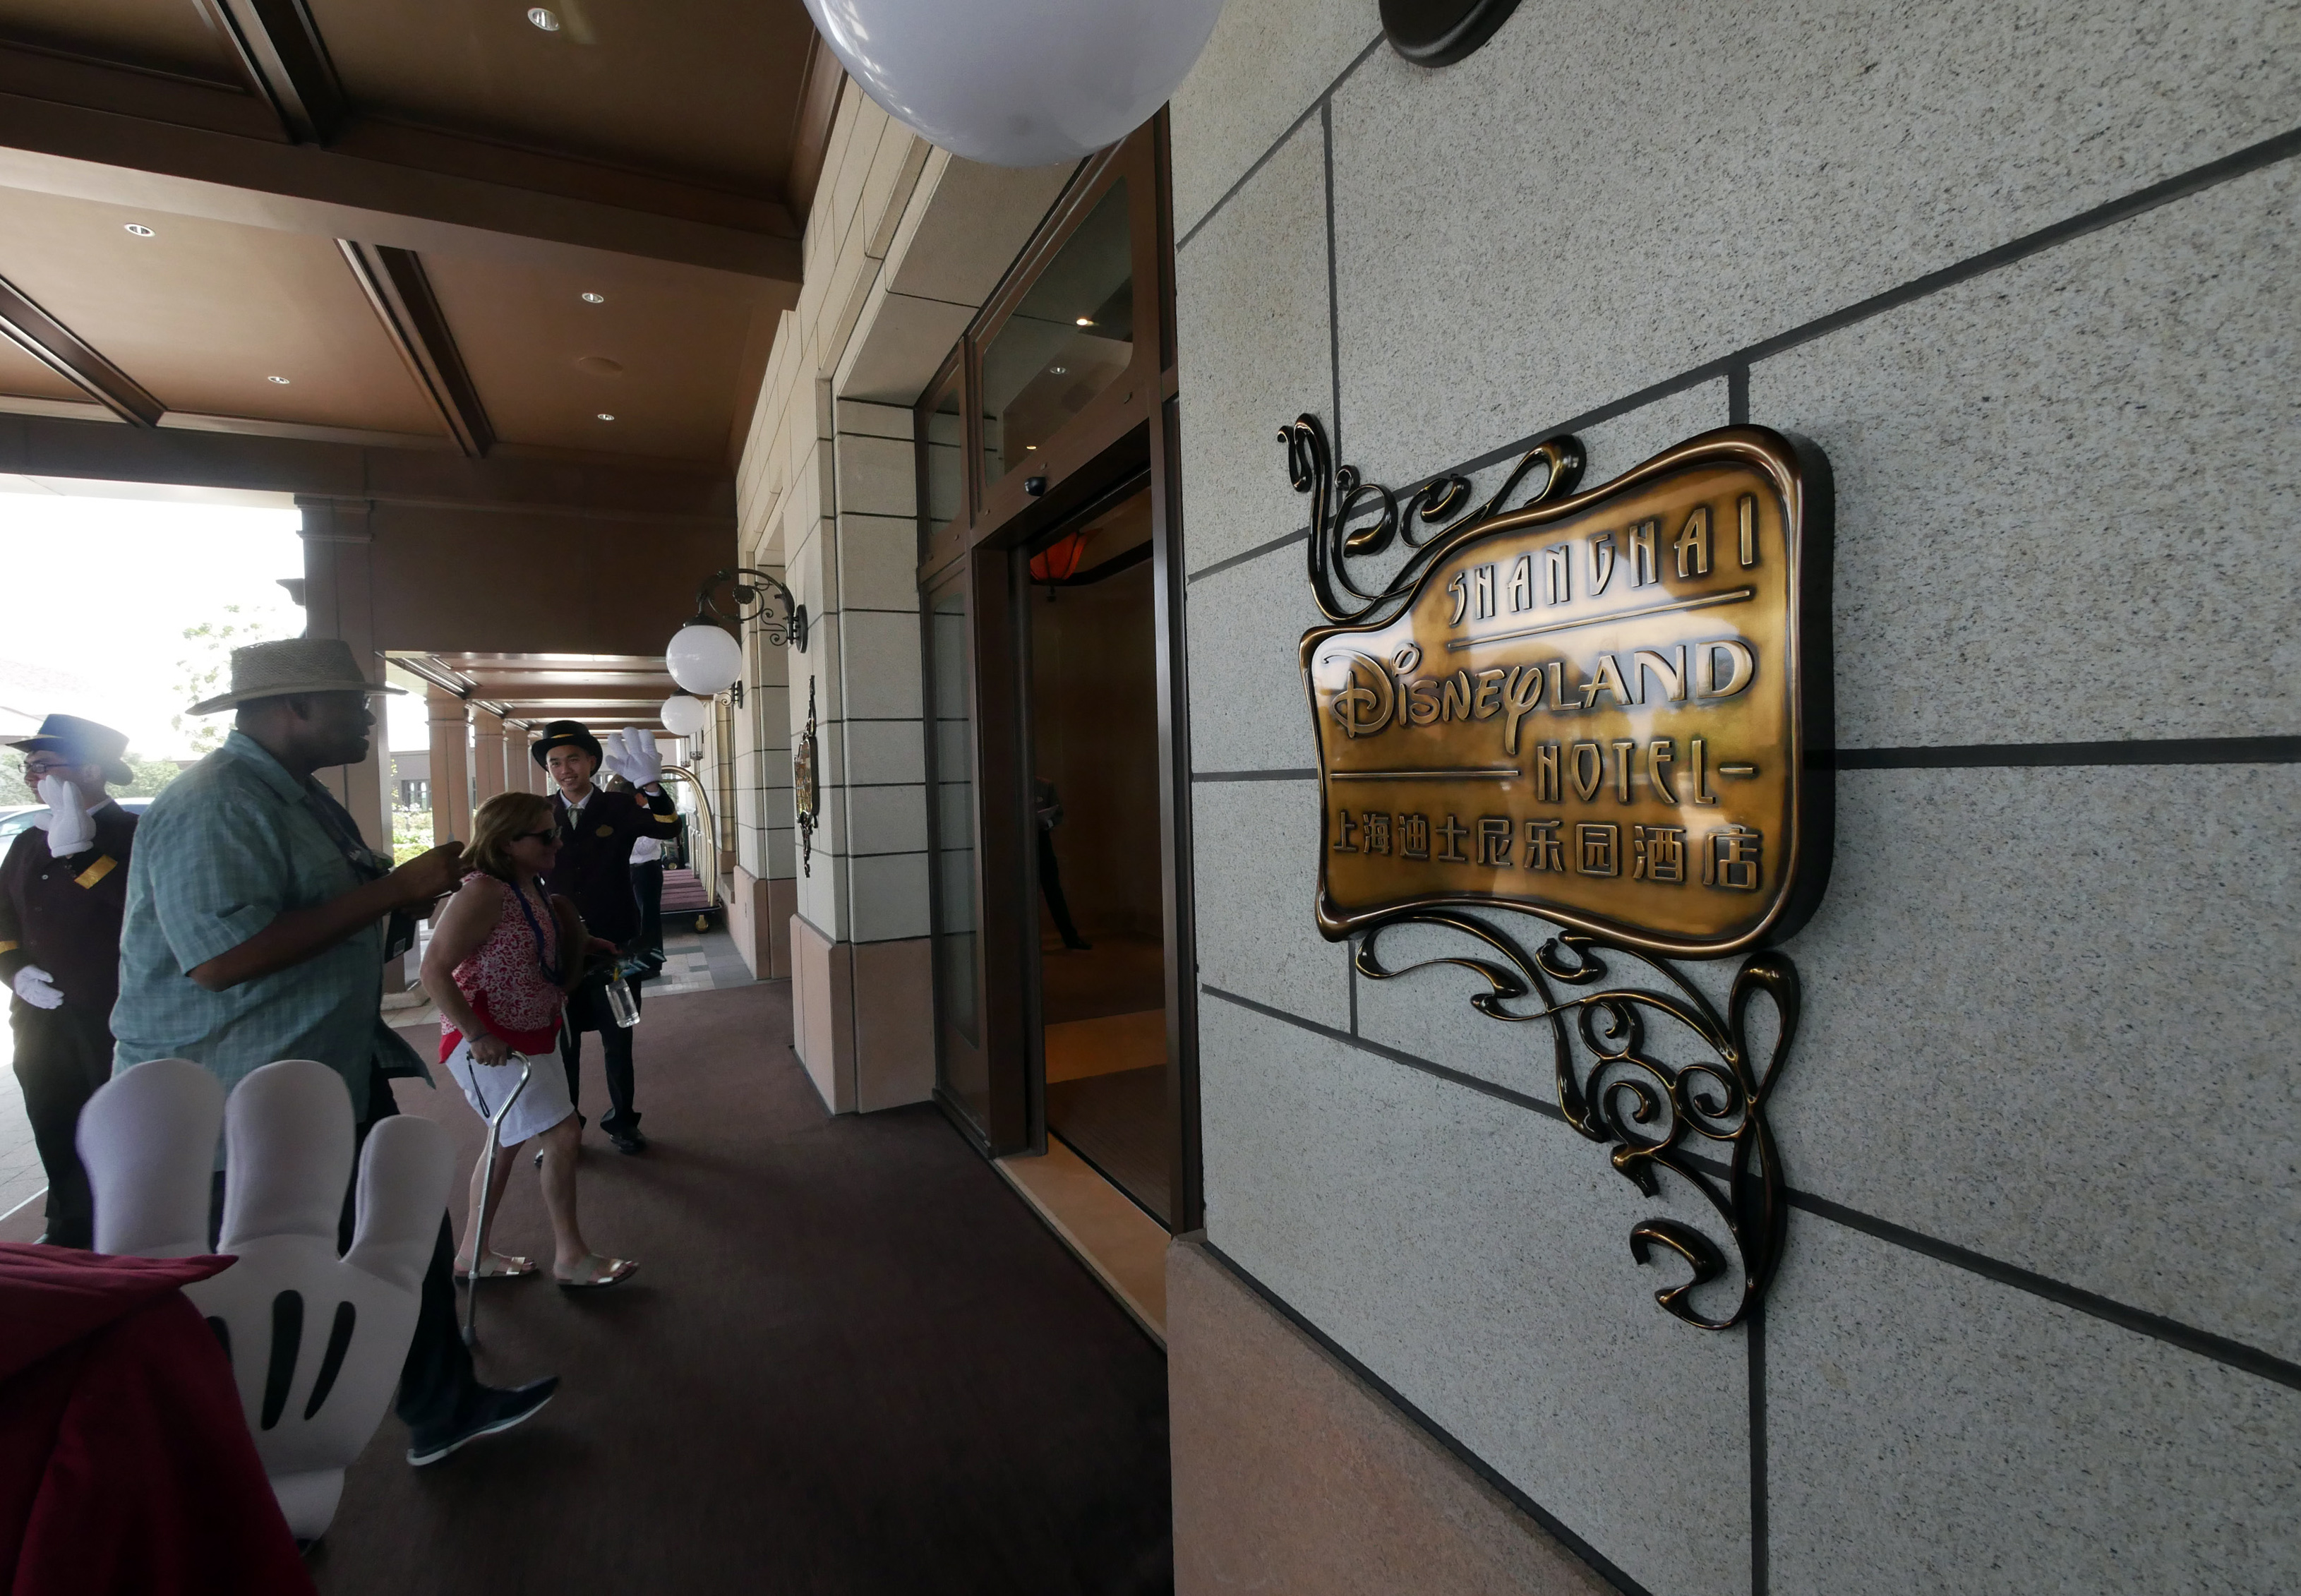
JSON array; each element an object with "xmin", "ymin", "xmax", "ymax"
[
  {"xmin": 596, "ymin": 412, "xmax": 615, "ymax": 421},
  {"xmin": 527, "ymin": 7, "xmax": 560, "ymax": 30},
  {"xmin": 581, "ymin": 292, "xmax": 606, "ymax": 304},
  {"xmin": 1074, "ymin": 317, "xmax": 1094, "ymax": 327},
  {"xmin": 124, "ymin": 224, "xmax": 155, "ymax": 237},
  {"xmin": 267, "ymin": 376, "xmax": 291, "ymax": 385}
]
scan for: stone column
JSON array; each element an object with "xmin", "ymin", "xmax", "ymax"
[
  {"xmin": 426, "ymin": 687, "xmax": 471, "ymax": 844},
  {"xmin": 294, "ymin": 496, "xmax": 390, "ymax": 853},
  {"xmin": 471, "ymin": 707, "xmax": 507, "ymax": 811},
  {"xmin": 522, "ymin": 731, "xmax": 549, "ymax": 793}
]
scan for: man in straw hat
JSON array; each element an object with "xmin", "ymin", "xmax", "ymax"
[
  {"xmin": 114, "ymin": 637, "xmax": 559, "ymax": 1465},
  {"xmin": 0, "ymin": 714, "xmax": 139, "ymax": 1247}
]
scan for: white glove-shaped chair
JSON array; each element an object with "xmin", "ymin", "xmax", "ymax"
[{"xmin": 80, "ymin": 1057, "xmax": 454, "ymax": 1541}]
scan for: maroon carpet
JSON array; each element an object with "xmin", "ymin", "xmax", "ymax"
[{"xmin": 310, "ymin": 982, "xmax": 1172, "ymax": 1595}]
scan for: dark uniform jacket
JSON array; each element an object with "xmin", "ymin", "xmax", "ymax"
[
  {"xmin": 543, "ymin": 785, "xmax": 680, "ymax": 949},
  {"xmin": 0, "ymin": 803, "xmax": 138, "ymax": 1019}
]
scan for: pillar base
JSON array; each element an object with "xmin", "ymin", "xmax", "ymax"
[{"xmin": 789, "ymin": 916, "xmax": 932, "ymax": 1115}]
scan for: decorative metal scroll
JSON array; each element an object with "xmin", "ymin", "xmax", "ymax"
[
  {"xmin": 1357, "ymin": 910, "xmax": 1793, "ymax": 1329},
  {"xmin": 1283, "ymin": 411, "xmax": 1831, "ymax": 1329},
  {"xmin": 794, "ymin": 677, "xmax": 819, "ymax": 877},
  {"xmin": 699, "ymin": 565, "xmax": 807, "ymax": 653}
]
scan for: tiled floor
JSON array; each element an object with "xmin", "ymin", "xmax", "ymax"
[{"xmin": 0, "ymin": 925, "xmax": 763, "ymax": 1234}]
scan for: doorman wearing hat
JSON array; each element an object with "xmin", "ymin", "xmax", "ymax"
[
  {"xmin": 113, "ymin": 638, "xmax": 558, "ymax": 1465},
  {"xmin": 533, "ymin": 720, "xmax": 681, "ymax": 1156},
  {"xmin": 0, "ymin": 715, "xmax": 138, "ymax": 1248}
]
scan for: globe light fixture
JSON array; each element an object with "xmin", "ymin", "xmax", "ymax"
[
  {"xmin": 800, "ymin": 0, "xmax": 1227, "ymax": 167},
  {"xmin": 659, "ymin": 694, "xmax": 712, "ymax": 738},
  {"xmin": 666, "ymin": 621, "xmax": 744, "ymax": 695}
]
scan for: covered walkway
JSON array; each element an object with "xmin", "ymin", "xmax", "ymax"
[{"xmin": 312, "ymin": 980, "xmax": 1172, "ymax": 1595}]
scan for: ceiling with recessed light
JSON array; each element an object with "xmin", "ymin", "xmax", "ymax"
[{"xmin": 0, "ymin": 0, "xmax": 829, "ymax": 467}]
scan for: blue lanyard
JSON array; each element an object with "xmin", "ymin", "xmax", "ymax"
[{"xmin": 505, "ymin": 878, "xmax": 565, "ymax": 986}]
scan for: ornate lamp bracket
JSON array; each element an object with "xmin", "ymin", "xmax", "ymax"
[{"xmin": 697, "ymin": 565, "xmax": 807, "ymax": 662}]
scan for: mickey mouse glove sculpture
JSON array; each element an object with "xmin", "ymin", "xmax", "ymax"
[{"xmin": 80, "ymin": 1057, "xmax": 454, "ymax": 1542}]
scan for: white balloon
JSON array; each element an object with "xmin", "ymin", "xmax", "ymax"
[
  {"xmin": 666, "ymin": 622, "xmax": 744, "ymax": 694},
  {"xmin": 660, "ymin": 695, "xmax": 712, "ymax": 738},
  {"xmin": 802, "ymin": 0, "xmax": 1227, "ymax": 168}
]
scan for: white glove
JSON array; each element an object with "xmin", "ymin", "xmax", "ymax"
[
  {"xmin": 617, "ymin": 726, "xmax": 663, "ymax": 788},
  {"xmin": 80, "ymin": 1058, "xmax": 453, "ymax": 1542},
  {"xmin": 11, "ymin": 964, "xmax": 63, "ymax": 1009},
  {"xmin": 37, "ymin": 774, "xmax": 95, "ymax": 858}
]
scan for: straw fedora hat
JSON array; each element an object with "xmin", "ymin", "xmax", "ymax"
[{"xmin": 188, "ymin": 638, "xmax": 404, "ymax": 715}]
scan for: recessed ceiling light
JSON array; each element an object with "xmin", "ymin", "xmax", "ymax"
[
  {"xmin": 581, "ymin": 292, "xmax": 606, "ymax": 304},
  {"xmin": 124, "ymin": 224, "xmax": 155, "ymax": 237},
  {"xmin": 1074, "ymin": 316, "xmax": 1094, "ymax": 327},
  {"xmin": 267, "ymin": 376, "xmax": 291, "ymax": 385},
  {"xmin": 1025, "ymin": 444, "xmax": 1038, "ymax": 451},
  {"xmin": 596, "ymin": 412, "xmax": 615, "ymax": 421},
  {"xmin": 527, "ymin": 7, "xmax": 560, "ymax": 30},
  {"xmin": 1048, "ymin": 365, "xmax": 1067, "ymax": 374}
]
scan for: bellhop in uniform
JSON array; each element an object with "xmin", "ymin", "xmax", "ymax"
[
  {"xmin": 0, "ymin": 714, "xmax": 138, "ymax": 1247},
  {"xmin": 533, "ymin": 720, "xmax": 680, "ymax": 1153}
]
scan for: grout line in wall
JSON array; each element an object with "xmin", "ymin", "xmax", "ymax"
[
  {"xmin": 1174, "ymin": 32, "xmax": 1388, "ymax": 255},
  {"xmin": 1200, "ymin": 985, "xmax": 2301, "ymax": 1395},
  {"xmin": 1186, "ymin": 525, "xmax": 1310, "ymax": 586},
  {"xmin": 1198, "ymin": 1240, "xmax": 1657, "ymax": 1596},
  {"xmin": 1748, "ymin": 1298, "xmax": 1768, "ymax": 1596},
  {"xmin": 1323, "ymin": 97, "xmax": 1342, "ymax": 462}
]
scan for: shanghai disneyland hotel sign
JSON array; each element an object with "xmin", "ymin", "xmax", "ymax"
[{"xmin": 1287, "ymin": 417, "xmax": 1832, "ymax": 1329}]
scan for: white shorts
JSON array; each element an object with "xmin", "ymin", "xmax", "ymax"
[{"xmin": 442, "ymin": 1036, "xmax": 576, "ymax": 1147}]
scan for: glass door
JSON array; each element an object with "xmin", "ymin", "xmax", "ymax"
[{"xmin": 925, "ymin": 556, "xmax": 1035, "ymax": 1153}]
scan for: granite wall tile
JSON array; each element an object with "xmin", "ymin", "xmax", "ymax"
[
  {"xmin": 1328, "ymin": 0, "xmax": 2301, "ymax": 486},
  {"xmin": 1199, "ymin": 995, "xmax": 1753, "ymax": 1596},
  {"xmin": 1767, "ymin": 1213, "xmax": 2301, "ymax": 1595},
  {"xmin": 1191, "ymin": 776, "xmax": 1350, "ymax": 1031},
  {"xmin": 1184, "ymin": 541, "xmax": 1321, "ymax": 774},
  {"xmin": 1777, "ymin": 762, "xmax": 2300, "ymax": 1362},
  {"xmin": 1176, "ymin": 121, "xmax": 1330, "ymax": 575},
  {"xmin": 1753, "ymin": 160, "xmax": 2301, "ymax": 748}
]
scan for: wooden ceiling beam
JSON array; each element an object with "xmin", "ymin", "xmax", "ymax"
[
  {"xmin": 0, "ymin": 59, "xmax": 802, "ymax": 282},
  {"xmin": 192, "ymin": 0, "xmax": 347, "ymax": 145},
  {"xmin": 0, "ymin": 272, "xmax": 163, "ymax": 425},
  {"xmin": 338, "ymin": 239, "xmax": 493, "ymax": 457}
]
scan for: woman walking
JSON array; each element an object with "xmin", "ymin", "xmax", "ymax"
[{"xmin": 421, "ymin": 792, "xmax": 637, "ymax": 1290}]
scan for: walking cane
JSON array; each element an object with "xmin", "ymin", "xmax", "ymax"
[{"xmin": 462, "ymin": 1059, "xmax": 532, "ymax": 1348}]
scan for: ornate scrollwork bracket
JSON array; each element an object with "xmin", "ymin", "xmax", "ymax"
[
  {"xmin": 1357, "ymin": 912, "xmax": 1794, "ymax": 1329},
  {"xmin": 1280, "ymin": 412, "xmax": 1585, "ymax": 628},
  {"xmin": 697, "ymin": 565, "xmax": 807, "ymax": 657}
]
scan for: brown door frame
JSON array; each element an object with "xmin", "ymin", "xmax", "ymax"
[{"xmin": 914, "ymin": 114, "xmax": 1201, "ymax": 1229}]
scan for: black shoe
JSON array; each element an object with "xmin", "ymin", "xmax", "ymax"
[
  {"xmin": 609, "ymin": 1127, "xmax": 648, "ymax": 1155},
  {"xmin": 405, "ymin": 1376, "xmax": 559, "ymax": 1467}
]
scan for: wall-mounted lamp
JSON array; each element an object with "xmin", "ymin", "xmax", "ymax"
[{"xmin": 664, "ymin": 566, "xmax": 806, "ymax": 710}]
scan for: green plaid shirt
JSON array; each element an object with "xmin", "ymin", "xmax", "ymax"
[{"xmin": 112, "ymin": 731, "xmax": 429, "ymax": 1141}]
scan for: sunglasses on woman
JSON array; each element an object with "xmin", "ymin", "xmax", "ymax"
[{"xmin": 513, "ymin": 828, "xmax": 563, "ymax": 845}]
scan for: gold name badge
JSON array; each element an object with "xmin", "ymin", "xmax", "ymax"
[
  {"xmin": 596, "ymin": 824, "xmax": 615, "ymax": 839},
  {"xmin": 1301, "ymin": 426, "xmax": 1831, "ymax": 959}
]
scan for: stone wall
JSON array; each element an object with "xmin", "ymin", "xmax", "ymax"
[{"xmin": 1167, "ymin": 4, "xmax": 2301, "ymax": 1592}]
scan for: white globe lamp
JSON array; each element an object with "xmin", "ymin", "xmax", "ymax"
[
  {"xmin": 800, "ymin": 0, "xmax": 1228, "ymax": 168},
  {"xmin": 660, "ymin": 695, "xmax": 712, "ymax": 738},
  {"xmin": 665, "ymin": 621, "xmax": 744, "ymax": 695}
]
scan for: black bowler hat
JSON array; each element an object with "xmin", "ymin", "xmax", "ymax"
[
  {"xmin": 7, "ymin": 713, "xmax": 133, "ymax": 786},
  {"xmin": 531, "ymin": 719, "xmax": 603, "ymax": 767}
]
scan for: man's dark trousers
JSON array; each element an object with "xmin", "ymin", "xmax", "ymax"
[
  {"xmin": 561, "ymin": 973, "xmax": 644, "ymax": 1136},
  {"xmin": 630, "ymin": 860, "xmax": 665, "ymax": 972},
  {"xmin": 10, "ymin": 1002, "xmax": 109, "ymax": 1248}
]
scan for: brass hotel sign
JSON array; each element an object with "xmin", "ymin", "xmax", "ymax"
[{"xmin": 1299, "ymin": 426, "xmax": 1831, "ymax": 960}]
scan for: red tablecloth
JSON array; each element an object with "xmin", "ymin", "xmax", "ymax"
[{"xmin": 0, "ymin": 1242, "xmax": 313, "ymax": 1595}]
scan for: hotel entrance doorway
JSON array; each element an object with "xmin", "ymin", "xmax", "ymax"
[{"xmin": 1024, "ymin": 482, "xmax": 1169, "ymax": 1223}]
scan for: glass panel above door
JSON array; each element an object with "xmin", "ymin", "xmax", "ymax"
[
  {"xmin": 978, "ymin": 179, "xmax": 1133, "ymax": 483},
  {"xmin": 925, "ymin": 380, "xmax": 964, "ymax": 541}
]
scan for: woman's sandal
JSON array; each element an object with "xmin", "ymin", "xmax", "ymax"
[
  {"xmin": 453, "ymin": 1253, "xmax": 539, "ymax": 1283},
  {"xmin": 554, "ymin": 1256, "xmax": 639, "ymax": 1290}
]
